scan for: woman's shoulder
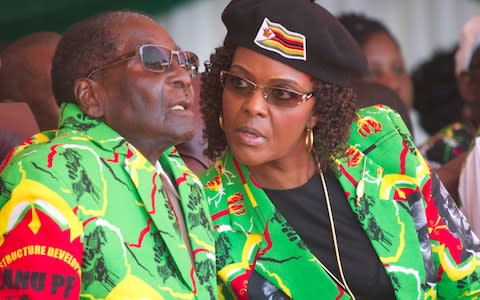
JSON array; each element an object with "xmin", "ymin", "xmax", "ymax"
[
  {"xmin": 351, "ymin": 104, "xmax": 414, "ymax": 146},
  {"xmin": 356, "ymin": 104, "xmax": 409, "ymax": 127},
  {"xmin": 349, "ymin": 105, "xmax": 420, "ymax": 176}
]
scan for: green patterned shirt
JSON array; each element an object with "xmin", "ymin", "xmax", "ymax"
[
  {"xmin": 201, "ymin": 105, "xmax": 480, "ymax": 300},
  {"xmin": 0, "ymin": 103, "xmax": 217, "ymax": 299}
]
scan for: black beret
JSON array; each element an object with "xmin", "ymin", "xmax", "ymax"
[{"xmin": 222, "ymin": 0, "xmax": 368, "ymax": 87}]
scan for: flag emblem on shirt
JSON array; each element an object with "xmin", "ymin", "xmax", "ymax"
[{"xmin": 254, "ymin": 18, "xmax": 306, "ymax": 61}]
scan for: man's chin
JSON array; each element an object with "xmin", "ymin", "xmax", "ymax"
[{"xmin": 173, "ymin": 128, "xmax": 195, "ymax": 144}]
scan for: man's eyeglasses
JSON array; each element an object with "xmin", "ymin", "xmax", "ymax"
[
  {"xmin": 86, "ymin": 44, "xmax": 199, "ymax": 79},
  {"xmin": 219, "ymin": 70, "xmax": 315, "ymax": 108}
]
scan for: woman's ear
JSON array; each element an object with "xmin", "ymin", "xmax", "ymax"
[
  {"xmin": 306, "ymin": 112, "xmax": 319, "ymax": 130},
  {"xmin": 74, "ymin": 78, "xmax": 104, "ymax": 118}
]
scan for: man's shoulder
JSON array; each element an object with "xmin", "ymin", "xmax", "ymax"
[
  {"xmin": 2, "ymin": 129, "xmax": 98, "ymax": 167},
  {"xmin": 2, "ymin": 131, "xmax": 57, "ymax": 168},
  {"xmin": 0, "ymin": 130, "xmax": 106, "ymax": 205}
]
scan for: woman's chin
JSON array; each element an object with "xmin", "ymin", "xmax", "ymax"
[{"xmin": 230, "ymin": 147, "xmax": 268, "ymax": 167}]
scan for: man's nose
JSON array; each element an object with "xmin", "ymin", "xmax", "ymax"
[{"xmin": 169, "ymin": 56, "xmax": 193, "ymax": 87}]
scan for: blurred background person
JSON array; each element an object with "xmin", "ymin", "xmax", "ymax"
[
  {"xmin": 338, "ymin": 13, "xmax": 429, "ymax": 144},
  {"xmin": 0, "ymin": 102, "xmax": 39, "ymax": 163},
  {"xmin": 412, "ymin": 48, "xmax": 466, "ymax": 140},
  {"xmin": 0, "ymin": 32, "xmax": 61, "ymax": 131},
  {"xmin": 454, "ymin": 16, "xmax": 480, "ymax": 236},
  {"xmin": 421, "ymin": 17, "xmax": 480, "ymax": 202},
  {"xmin": 416, "ymin": 17, "xmax": 480, "ymax": 170},
  {"xmin": 412, "ymin": 48, "xmax": 471, "ymax": 200}
]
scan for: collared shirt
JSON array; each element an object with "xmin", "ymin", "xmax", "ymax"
[{"xmin": 155, "ymin": 161, "xmax": 194, "ymax": 260}]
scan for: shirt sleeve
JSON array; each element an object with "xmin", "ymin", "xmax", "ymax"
[{"xmin": 0, "ymin": 170, "xmax": 84, "ymax": 299}]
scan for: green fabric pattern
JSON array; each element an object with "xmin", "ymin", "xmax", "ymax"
[
  {"xmin": 0, "ymin": 103, "xmax": 217, "ymax": 299},
  {"xmin": 201, "ymin": 104, "xmax": 480, "ymax": 300},
  {"xmin": 420, "ymin": 122, "xmax": 477, "ymax": 169}
]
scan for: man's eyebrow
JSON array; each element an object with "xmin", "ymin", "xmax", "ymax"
[{"xmin": 134, "ymin": 42, "xmax": 181, "ymax": 51}]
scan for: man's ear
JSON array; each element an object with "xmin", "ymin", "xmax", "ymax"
[{"xmin": 73, "ymin": 78, "xmax": 104, "ymax": 118}]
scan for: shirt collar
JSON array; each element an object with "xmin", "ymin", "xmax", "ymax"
[{"xmin": 58, "ymin": 102, "xmax": 128, "ymax": 155}]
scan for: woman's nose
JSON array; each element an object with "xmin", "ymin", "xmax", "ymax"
[{"xmin": 241, "ymin": 87, "xmax": 269, "ymax": 117}]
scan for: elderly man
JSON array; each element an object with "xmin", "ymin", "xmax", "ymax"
[
  {"xmin": 0, "ymin": 11, "xmax": 217, "ymax": 299},
  {"xmin": 0, "ymin": 32, "xmax": 61, "ymax": 131}
]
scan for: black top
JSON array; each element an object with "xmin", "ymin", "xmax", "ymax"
[{"xmin": 264, "ymin": 172, "xmax": 396, "ymax": 300}]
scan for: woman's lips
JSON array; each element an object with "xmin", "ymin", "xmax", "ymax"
[{"xmin": 235, "ymin": 126, "xmax": 266, "ymax": 145}]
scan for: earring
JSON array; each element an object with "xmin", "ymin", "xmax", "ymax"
[
  {"xmin": 219, "ymin": 114, "xmax": 224, "ymax": 130},
  {"xmin": 305, "ymin": 128, "xmax": 314, "ymax": 152}
]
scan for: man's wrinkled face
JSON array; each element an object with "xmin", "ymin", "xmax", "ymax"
[{"xmin": 93, "ymin": 18, "xmax": 196, "ymax": 150}]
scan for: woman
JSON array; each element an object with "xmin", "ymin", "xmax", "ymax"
[
  {"xmin": 200, "ymin": 0, "xmax": 480, "ymax": 299},
  {"xmin": 337, "ymin": 14, "xmax": 412, "ymax": 110},
  {"xmin": 338, "ymin": 13, "xmax": 429, "ymax": 144}
]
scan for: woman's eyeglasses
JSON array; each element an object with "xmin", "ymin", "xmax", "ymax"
[
  {"xmin": 219, "ymin": 70, "xmax": 315, "ymax": 108},
  {"xmin": 86, "ymin": 44, "xmax": 199, "ymax": 79}
]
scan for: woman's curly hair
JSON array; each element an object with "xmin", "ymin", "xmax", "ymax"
[{"xmin": 200, "ymin": 42, "xmax": 358, "ymax": 172}]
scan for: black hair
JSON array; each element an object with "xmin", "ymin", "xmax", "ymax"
[
  {"xmin": 337, "ymin": 13, "xmax": 399, "ymax": 49},
  {"xmin": 200, "ymin": 42, "xmax": 358, "ymax": 172},
  {"xmin": 411, "ymin": 47, "xmax": 464, "ymax": 135},
  {"xmin": 51, "ymin": 11, "xmax": 156, "ymax": 105}
]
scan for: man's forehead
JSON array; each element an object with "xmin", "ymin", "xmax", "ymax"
[
  {"xmin": 111, "ymin": 18, "xmax": 175, "ymax": 50},
  {"xmin": 117, "ymin": 30, "xmax": 179, "ymax": 51}
]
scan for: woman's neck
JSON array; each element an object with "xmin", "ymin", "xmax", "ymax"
[{"xmin": 248, "ymin": 153, "xmax": 317, "ymax": 190}]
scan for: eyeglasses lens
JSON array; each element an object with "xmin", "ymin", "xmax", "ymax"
[
  {"xmin": 221, "ymin": 72, "xmax": 308, "ymax": 107},
  {"xmin": 140, "ymin": 45, "xmax": 199, "ymax": 77}
]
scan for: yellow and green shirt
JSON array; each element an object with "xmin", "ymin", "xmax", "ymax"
[
  {"xmin": 201, "ymin": 105, "xmax": 480, "ymax": 300},
  {"xmin": 0, "ymin": 103, "xmax": 217, "ymax": 299}
]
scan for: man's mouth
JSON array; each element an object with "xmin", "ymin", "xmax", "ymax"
[{"xmin": 171, "ymin": 104, "xmax": 186, "ymax": 111}]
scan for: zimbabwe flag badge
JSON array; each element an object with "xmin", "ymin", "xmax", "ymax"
[{"xmin": 254, "ymin": 17, "xmax": 306, "ymax": 61}]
